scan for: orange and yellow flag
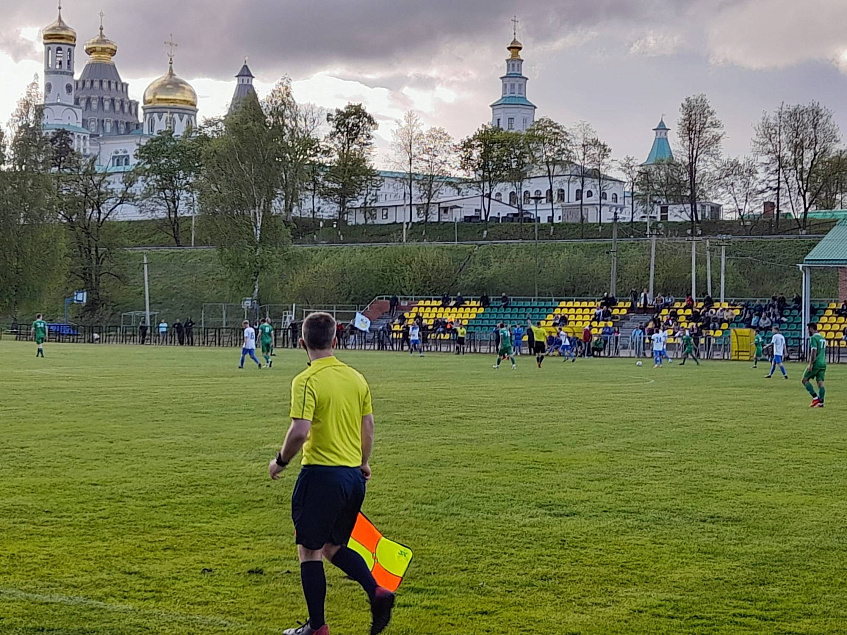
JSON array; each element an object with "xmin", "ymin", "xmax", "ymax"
[{"xmin": 347, "ymin": 514, "xmax": 413, "ymax": 592}]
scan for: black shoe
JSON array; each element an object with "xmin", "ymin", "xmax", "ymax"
[
  {"xmin": 371, "ymin": 587, "xmax": 396, "ymax": 635},
  {"xmin": 269, "ymin": 360, "xmax": 273, "ymax": 368}
]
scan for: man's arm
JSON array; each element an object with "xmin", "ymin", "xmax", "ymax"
[
  {"xmin": 268, "ymin": 418, "xmax": 312, "ymax": 479},
  {"xmin": 360, "ymin": 414, "xmax": 374, "ymax": 480}
]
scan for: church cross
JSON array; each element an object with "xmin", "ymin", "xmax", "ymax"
[
  {"xmin": 165, "ymin": 35, "xmax": 178, "ymax": 62},
  {"xmin": 98, "ymin": 10, "xmax": 104, "ymax": 32},
  {"xmin": 512, "ymin": 15, "xmax": 519, "ymax": 39}
]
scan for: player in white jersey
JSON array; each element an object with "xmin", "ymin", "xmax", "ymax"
[
  {"xmin": 409, "ymin": 323, "xmax": 423, "ymax": 357},
  {"xmin": 765, "ymin": 325, "xmax": 789, "ymax": 379},
  {"xmin": 558, "ymin": 329, "xmax": 575, "ymax": 362},
  {"xmin": 239, "ymin": 320, "xmax": 262, "ymax": 369},
  {"xmin": 660, "ymin": 328, "xmax": 673, "ymax": 363},
  {"xmin": 652, "ymin": 331, "xmax": 665, "ymax": 368}
]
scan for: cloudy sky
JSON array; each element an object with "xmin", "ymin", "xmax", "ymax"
[{"xmin": 3, "ymin": 0, "xmax": 847, "ymax": 169}]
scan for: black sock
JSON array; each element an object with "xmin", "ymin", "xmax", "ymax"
[
  {"xmin": 300, "ymin": 561, "xmax": 326, "ymax": 629},
  {"xmin": 331, "ymin": 546, "xmax": 378, "ymax": 600}
]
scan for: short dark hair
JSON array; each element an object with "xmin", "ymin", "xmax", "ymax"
[
  {"xmin": 303, "ymin": 312, "xmax": 336, "ymax": 350},
  {"xmin": 36, "ymin": 313, "xmax": 42, "ymax": 319},
  {"xmin": 808, "ymin": 322, "xmax": 818, "ymax": 332},
  {"xmin": 242, "ymin": 320, "xmax": 249, "ymax": 326}
]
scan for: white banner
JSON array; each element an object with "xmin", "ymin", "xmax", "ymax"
[{"xmin": 354, "ymin": 312, "xmax": 372, "ymax": 332}]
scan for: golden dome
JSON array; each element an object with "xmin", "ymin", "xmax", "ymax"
[
  {"xmin": 84, "ymin": 25, "xmax": 117, "ymax": 63},
  {"xmin": 143, "ymin": 59, "xmax": 197, "ymax": 109},
  {"xmin": 43, "ymin": 7, "xmax": 77, "ymax": 45},
  {"xmin": 507, "ymin": 38, "xmax": 523, "ymax": 59}
]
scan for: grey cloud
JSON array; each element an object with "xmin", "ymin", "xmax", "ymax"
[{"xmin": 0, "ymin": 29, "xmax": 38, "ymax": 63}]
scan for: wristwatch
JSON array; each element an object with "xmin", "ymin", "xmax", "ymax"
[{"xmin": 275, "ymin": 453, "xmax": 289, "ymax": 468}]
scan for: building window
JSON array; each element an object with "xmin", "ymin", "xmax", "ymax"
[
  {"xmin": 660, "ymin": 205, "xmax": 669, "ymax": 221},
  {"xmin": 496, "ymin": 118, "xmax": 501, "ymax": 128},
  {"xmin": 381, "ymin": 209, "xmax": 389, "ymax": 220},
  {"xmin": 587, "ymin": 190, "xmax": 594, "ymax": 199},
  {"xmin": 556, "ymin": 189, "xmax": 565, "ymax": 202},
  {"xmin": 534, "ymin": 189, "xmax": 542, "ymax": 198},
  {"xmin": 502, "ymin": 84, "xmax": 506, "ymax": 96},
  {"xmin": 507, "ymin": 117, "xmax": 514, "ymax": 130},
  {"xmin": 494, "ymin": 192, "xmax": 502, "ymax": 201},
  {"xmin": 104, "ymin": 119, "xmax": 112, "ymax": 134},
  {"xmin": 523, "ymin": 118, "xmax": 528, "ymax": 129},
  {"xmin": 612, "ymin": 193, "xmax": 618, "ymax": 203},
  {"xmin": 523, "ymin": 191, "xmax": 530, "ymax": 205},
  {"xmin": 56, "ymin": 47, "xmax": 64, "ymax": 69},
  {"xmin": 518, "ymin": 84, "xmax": 523, "ymax": 95},
  {"xmin": 88, "ymin": 118, "xmax": 96, "ymax": 132},
  {"xmin": 575, "ymin": 189, "xmax": 582, "ymax": 201},
  {"xmin": 148, "ymin": 118, "xmax": 155, "ymax": 135},
  {"xmin": 509, "ymin": 191, "xmax": 517, "ymax": 205},
  {"xmin": 509, "ymin": 83, "xmax": 515, "ymax": 94},
  {"xmin": 601, "ymin": 192, "xmax": 607, "ymax": 200},
  {"xmin": 545, "ymin": 189, "xmax": 552, "ymax": 203},
  {"xmin": 45, "ymin": 82, "xmax": 52, "ymax": 95}
]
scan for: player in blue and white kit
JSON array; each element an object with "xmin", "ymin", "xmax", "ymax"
[
  {"xmin": 660, "ymin": 328, "xmax": 673, "ymax": 363},
  {"xmin": 239, "ymin": 320, "xmax": 262, "ymax": 369},
  {"xmin": 558, "ymin": 328, "xmax": 575, "ymax": 362},
  {"xmin": 765, "ymin": 325, "xmax": 789, "ymax": 379},
  {"xmin": 409, "ymin": 323, "xmax": 423, "ymax": 357},
  {"xmin": 652, "ymin": 330, "xmax": 665, "ymax": 368}
]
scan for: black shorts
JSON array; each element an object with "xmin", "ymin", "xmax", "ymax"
[
  {"xmin": 457, "ymin": 337, "xmax": 465, "ymax": 345},
  {"xmin": 533, "ymin": 342, "xmax": 546, "ymax": 355},
  {"xmin": 292, "ymin": 465, "xmax": 366, "ymax": 550}
]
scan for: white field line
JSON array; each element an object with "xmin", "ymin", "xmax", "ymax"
[{"xmin": 0, "ymin": 587, "xmax": 284, "ymax": 632}]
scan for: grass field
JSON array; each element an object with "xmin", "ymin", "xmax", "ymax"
[{"xmin": 1, "ymin": 340, "xmax": 846, "ymax": 634}]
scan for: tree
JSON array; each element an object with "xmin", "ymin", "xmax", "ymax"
[
  {"xmin": 0, "ymin": 79, "xmax": 64, "ymax": 320},
  {"xmin": 198, "ymin": 97, "xmax": 289, "ymax": 304},
  {"xmin": 414, "ymin": 127, "xmax": 457, "ymax": 227},
  {"xmin": 458, "ymin": 125, "xmax": 510, "ymax": 234},
  {"xmin": 589, "ymin": 137, "xmax": 613, "ymax": 226},
  {"xmin": 264, "ymin": 78, "xmax": 324, "ymax": 221},
  {"xmin": 617, "ymin": 156, "xmax": 640, "ymax": 225},
  {"xmin": 501, "ymin": 130, "xmax": 532, "ymax": 227},
  {"xmin": 322, "ymin": 103, "xmax": 380, "ymax": 223},
  {"xmin": 677, "ymin": 94, "xmax": 724, "ymax": 232},
  {"xmin": 781, "ymin": 101, "xmax": 841, "ymax": 230},
  {"xmin": 571, "ymin": 122, "xmax": 597, "ymax": 237},
  {"xmin": 391, "ymin": 111, "xmax": 423, "ymax": 228},
  {"xmin": 753, "ymin": 104, "xmax": 787, "ymax": 231},
  {"xmin": 136, "ymin": 130, "xmax": 202, "ymax": 246},
  {"xmin": 526, "ymin": 117, "xmax": 572, "ymax": 225},
  {"xmin": 55, "ymin": 154, "xmax": 136, "ymax": 321},
  {"xmin": 716, "ymin": 156, "xmax": 761, "ymax": 233},
  {"xmin": 814, "ymin": 150, "xmax": 847, "ymax": 211}
]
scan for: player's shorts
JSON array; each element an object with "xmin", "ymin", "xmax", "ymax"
[
  {"xmin": 533, "ymin": 342, "xmax": 546, "ymax": 355},
  {"xmin": 35, "ymin": 336, "xmax": 45, "ymax": 345},
  {"xmin": 498, "ymin": 346, "xmax": 513, "ymax": 357},
  {"xmin": 755, "ymin": 347, "xmax": 764, "ymax": 357},
  {"xmin": 773, "ymin": 355, "xmax": 783, "ymax": 364},
  {"xmin": 292, "ymin": 465, "xmax": 366, "ymax": 550},
  {"xmin": 410, "ymin": 339, "xmax": 420, "ymax": 347},
  {"xmin": 803, "ymin": 366, "xmax": 826, "ymax": 382},
  {"xmin": 654, "ymin": 351, "xmax": 663, "ymax": 364},
  {"xmin": 261, "ymin": 340, "xmax": 273, "ymax": 354},
  {"xmin": 241, "ymin": 347, "xmax": 257, "ymax": 356},
  {"xmin": 457, "ymin": 337, "xmax": 465, "ymax": 346}
]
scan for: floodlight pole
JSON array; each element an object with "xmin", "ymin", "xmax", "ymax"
[
  {"xmin": 720, "ymin": 244, "xmax": 727, "ymax": 304},
  {"xmin": 690, "ymin": 238, "xmax": 697, "ymax": 301},
  {"xmin": 648, "ymin": 230, "xmax": 656, "ymax": 299},
  {"xmin": 610, "ymin": 210, "xmax": 618, "ymax": 297},
  {"xmin": 143, "ymin": 252, "xmax": 151, "ymax": 331},
  {"xmin": 705, "ymin": 238, "xmax": 712, "ymax": 297}
]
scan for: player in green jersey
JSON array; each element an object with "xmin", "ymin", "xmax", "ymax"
[
  {"xmin": 31, "ymin": 314, "xmax": 48, "ymax": 358},
  {"xmin": 493, "ymin": 322, "xmax": 516, "ymax": 370},
  {"xmin": 802, "ymin": 323, "xmax": 827, "ymax": 408},
  {"xmin": 752, "ymin": 331, "xmax": 764, "ymax": 369},
  {"xmin": 258, "ymin": 318, "xmax": 275, "ymax": 368},
  {"xmin": 679, "ymin": 329, "xmax": 700, "ymax": 365}
]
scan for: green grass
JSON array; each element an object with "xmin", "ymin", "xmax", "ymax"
[{"xmin": 1, "ymin": 341, "xmax": 845, "ymax": 634}]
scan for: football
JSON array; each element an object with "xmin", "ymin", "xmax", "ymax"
[{"xmin": 636, "ymin": 361, "xmax": 643, "ymax": 367}]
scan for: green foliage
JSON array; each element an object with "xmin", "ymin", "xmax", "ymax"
[{"xmin": 136, "ymin": 130, "xmax": 203, "ymax": 247}]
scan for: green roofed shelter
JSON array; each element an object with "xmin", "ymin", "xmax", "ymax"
[{"xmin": 799, "ymin": 219, "xmax": 847, "ymax": 345}]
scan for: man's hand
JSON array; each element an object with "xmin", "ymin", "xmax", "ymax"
[
  {"xmin": 269, "ymin": 457, "xmax": 286, "ymax": 480},
  {"xmin": 360, "ymin": 462, "xmax": 371, "ymax": 481}
]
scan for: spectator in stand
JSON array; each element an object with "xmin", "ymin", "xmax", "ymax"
[
  {"xmin": 630, "ymin": 289, "xmax": 639, "ymax": 312},
  {"xmin": 640, "ymin": 288, "xmax": 651, "ymax": 313},
  {"xmin": 158, "ymin": 319, "xmax": 168, "ymax": 345},
  {"xmin": 397, "ymin": 313, "xmax": 407, "ymax": 326},
  {"xmin": 441, "ymin": 292, "xmax": 451, "ymax": 307},
  {"xmin": 654, "ymin": 294, "xmax": 664, "ymax": 311},
  {"xmin": 613, "ymin": 326, "xmax": 621, "ymax": 356},
  {"xmin": 401, "ymin": 323, "xmax": 410, "ymax": 351},
  {"xmin": 377, "ymin": 323, "xmax": 391, "ymax": 350},
  {"xmin": 551, "ymin": 313, "xmax": 561, "ymax": 327},
  {"xmin": 174, "ymin": 319, "xmax": 185, "ymax": 346},
  {"xmin": 777, "ymin": 294, "xmax": 787, "ymax": 314},
  {"xmin": 184, "ymin": 317, "xmax": 195, "ymax": 346},
  {"xmin": 454, "ymin": 293, "xmax": 464, "ymax": 307},
  {"xmin": 336, "ymin": 322, "xmax": 346, "ymax": 348},
  {"xmin": 632, "ymin": 324, "xmax": 645, "ymax": 357},
  {"xmin": 500, "ymin": 293, "xmax": 510, "ymax": 308},
  {"xmin": 759, "ymin": 314, "xmax": 772, "ymax": 330},
  {"xmin": 139, "ymin": 321, "xmax": 148, "ymax": 345},
  {"xmin": 703, "ymin": 295, "xmax": 715, "ymax": 310},
  {"xmin": 480, "ymin": 292, "xmax": 491, "ymax": 309},
  {"xmin": 593, "ymin": 305, "xmax": 604, "ymax": 322},
  {"xmin": 664, "ymin": 294, "xmax": 675, "ymax": 309},
  {"xmin": 389, "ymin": 294, "xmax": 399, "ymax": 317},
  {"xmin": 837, "ymin": 301, "xmax": 847, "ymax": 318},
  {"xmin": 791, "ymin": 294, "xmax": 802, "ymax": 310},
  {"xmin": 559, "ymin": 314, "xmax": 569, "ymax": 326},
  {"xmin": 601, "ymin": 323, "xmax": 614, "ymax": 356},
  {"xmin": 524, "ymin": 318, "xmax": 534, "ymax": 355},
  {"xmin": 684, "ymin": 294, "xmax": 694, "ymax": 310},
  {"xmin": 601, "ymin": 306, "xmax": 612, "ymax": 321},
  {"xmin": 582, "ymin": 325, "xmax": 593, "ymax": 357}
]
